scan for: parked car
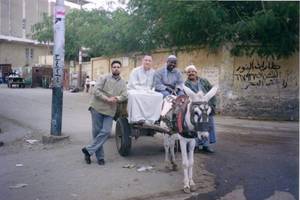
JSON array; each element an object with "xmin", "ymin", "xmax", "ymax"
[{"xmin": 7, "ymin": 76, "xmax": 25, "ymax": 88}]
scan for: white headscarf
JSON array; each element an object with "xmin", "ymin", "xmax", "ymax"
[{"xmin": 185, "ymin": 65, "xmax": 197, "ymax": 72}]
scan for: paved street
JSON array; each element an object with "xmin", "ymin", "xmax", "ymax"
[{"xmin": 0, "ymin": 86, "xmax": 298, "ymax": 200}]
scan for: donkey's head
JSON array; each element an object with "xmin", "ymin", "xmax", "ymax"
[
  {"xmin": 183, "ymin": 85, "xmax": 218, "ymax": 140},
  {"xmin": 161, "ymin": 95, "xmax": 177, "ymax": 117}
]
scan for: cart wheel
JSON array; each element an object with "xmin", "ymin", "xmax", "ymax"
[{"xmin": 115, "ymin": 118, "xmax": 132, "ymax": 156}]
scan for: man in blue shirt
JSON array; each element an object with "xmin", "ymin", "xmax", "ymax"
[{"xmin": 154, "ymin": 55, "xmax": 184, "ymax": 97}]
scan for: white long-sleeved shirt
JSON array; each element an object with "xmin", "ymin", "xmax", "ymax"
[{"xmin": 127, "ymin": 66, "xmax": 155, "ymax": 90}]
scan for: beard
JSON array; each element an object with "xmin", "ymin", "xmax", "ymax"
[
  {"xmin": 167, "ymin": 65, "xmax": 174, "ymax": 71},
  {"xmin": 112, "ymin": 71, "xmax": 120, "ymax": 76},
  {"xmin": 188, "ymin": 74, "xmax": 196, "ymax": 81}
]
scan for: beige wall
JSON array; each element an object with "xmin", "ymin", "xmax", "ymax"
[
  {"xmin": 90, "ymin": 47, "xmax": 298, "ymax": 120},
  {"xmin": 91, "ymin": 57, "xmax": 110, "ymax": 81},
  {"xmin": 82, "ymin": 62, "xmax": 92, "ymax": 78},
  {"xmin": 91, "ymin": 56, "xmax": 136, "ymax": 81},
  {"xmin": 0, "ymin": 41, "xmax": 51, "ymax": 68}
]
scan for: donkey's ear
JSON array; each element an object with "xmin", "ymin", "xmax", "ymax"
[
  {"xmin": 204, "ymin": 85, "xmax": 218, "ymax": 101},
  {"xmin": 183, "ymin": 85, "xmax": 196, "ymax": 98}
]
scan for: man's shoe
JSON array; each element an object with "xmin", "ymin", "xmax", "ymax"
[
  {"xmin": 81, "ymin": 148, "xmax": 91, "ymax": 164},
  {"xmin": 97, "ymin": 159, "xmax": 105, "ymax": 165},
  {"xmin": 202, "ymin": 146, "xmax": 214, "ymax": 153}
]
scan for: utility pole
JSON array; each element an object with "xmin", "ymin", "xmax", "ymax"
[
  {"xmin": 77, "ymin": 48, "xmax": 82, "ymax": 90},
  {"xmin": 77, "ymin": 0, "xmax": 83, "ymax": 90},
  {"xmin": 51, "ymin": 0, "xmax": 65, "ymax": 136}
]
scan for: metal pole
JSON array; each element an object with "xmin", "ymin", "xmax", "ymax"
[
  {"xmin": 51, "ymin": 0, "xmax": 65, "ymax": 136},
  {"xmin": 77, "ymin": 2, "xmax": 83, "ymax": 90},
  {"xmin": 78, "ymin": 49, "xmax": 82, "ymax": 89}
]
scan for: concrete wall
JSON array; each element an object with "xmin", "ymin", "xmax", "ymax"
[
  {"xmin": 90, "ymin": 47, "xmax": 299, "ymax": 120},
  {"xmin": 90, "ymin": 57, "xmax": 110, "ymax": 80},
  {"xmin": 10, "ymin": 0, "xmax": 22, "ymax": 38},
  {"xmin": 90, "ymin": 56, "xmax": 136, "ymax": 81},
  {"xmin": 1, "ymin": 0, "xmax": 11, "ymax": 36},
  {"xmin": 225, "ymin": 53, "xmax": 299, "ymax": 120}
]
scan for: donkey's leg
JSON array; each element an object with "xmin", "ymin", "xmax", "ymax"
[
  {"xmin": 179, "ymin": 137, "xmax": 190, "ymax": 193},
  {"xmin": 163, "ymin": 134, "xmax": 171, "ymax": 168},
  {"xmin": 187, "ymin": 139, "xmax": 197, "ymax": 192},
  {"xmin": 169, "ymin": 134, "xmax": 178, "ymax": 171}
]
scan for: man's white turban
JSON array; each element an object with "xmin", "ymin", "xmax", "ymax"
[
  {"xmin": 167, "ymin": 55, "xmax": 177, "ymax": 60},
  {"xmin": 185, "ymin": 65, "xmax": 197, "ymax": 72}
]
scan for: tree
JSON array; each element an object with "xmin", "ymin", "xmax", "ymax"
[
  {"xmin": 128, "ymin": 0, "xmax": 299, "ymax": 58},
  {"xmin": 221, "ymin": 1, "xmax": 299, "ymax": 58},
  {"xmin": 32, "ymin": 1, "xmax": 299, "ymax": 60},
  {"xmin": 31, "ymin": 13, "xmax": 53, "ymax": 54}
]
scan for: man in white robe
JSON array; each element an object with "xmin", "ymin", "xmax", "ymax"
[{"xmin": 127, "ymin": 55, "xmax": 163, "ymax": 124}]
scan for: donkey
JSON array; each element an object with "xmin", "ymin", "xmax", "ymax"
[
  {"xmin": 160, "ymin": 95, "xmax": 179, "ymax": 171},
  {"xmin": 160, "ymin": 84, "xmax": 217, "ymax": 193},
  {"xmin": 178, "ymin": 84, "xmax": 218, "ymax": 193}
]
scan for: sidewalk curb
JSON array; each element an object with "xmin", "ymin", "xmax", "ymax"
[
  {"xmin": 216, "ymin": 123, "xmax": 299, "ymax": 133},
  {"xmin": 42, "ymin": 135, "xmax": 70, "ymax": 144}
]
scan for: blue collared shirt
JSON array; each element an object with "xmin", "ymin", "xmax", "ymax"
[{"xmin": 154, "ymin": 66, "xmax": 183, "ymax": 91}]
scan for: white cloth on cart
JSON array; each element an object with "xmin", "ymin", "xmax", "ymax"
[
  {"xmin": 127, "ymin": 66, "xmax": 163, "ymax": 124},
  {"xmin": 127, "ymin": 89, "xmax": 163, "ymax": 124}
]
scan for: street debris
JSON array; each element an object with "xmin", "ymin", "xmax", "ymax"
[
  {"xmin": 9, "ymin": 183, "xmax": 28, "ymax": 189},
  {"xmin": 16, "ymin": 164, "xmax": 24, "ymax": 167},
  {"xmin": 70, "ymin": 88, "xmax": 79, "ymax": 93},
  {"xmin": 0, "ymin": 141, "xmax": 4, "ymax": 147},
  {"xmin": 122, "ymin": 164, "xmax": 136, "ymax": 169},
  {"xmin": 25, "ymin": 139, "xmax": 39, "ymax": 144},
  {"xmin": 137, "ymin": 165, "xmax": 154, "ymax": 172}
]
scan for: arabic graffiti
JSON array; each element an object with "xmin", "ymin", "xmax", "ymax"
[
  {"xmin": 53, "ymin": 54, "xmax": 62, "ymax": 87},
  {"xmin": 233, "ymin": 60, "xmax": 288, "ymax": 90}
]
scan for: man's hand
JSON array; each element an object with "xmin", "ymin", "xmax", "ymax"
[
  {"xmin": 166, "ymin": 87, "xmax": 173, "ymax": 94},
  {"xmin": 165, "ymin": 84, "xmax": 175, "ymax": 90},
  {"xmin": 106, "ymin": 96, "xmax": 118, "ymax": 104}
]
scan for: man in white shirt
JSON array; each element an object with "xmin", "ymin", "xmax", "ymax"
[
  {"xmin": 85, "ymin": 75, "xmax": 91, "ymax": 93},
  {"xmin": 127, "ymin": 55, "xmax": 163, "ymax": 124}
]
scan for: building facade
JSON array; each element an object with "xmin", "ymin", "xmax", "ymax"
[{"xmin": 0, "ymin": 0, "xmax": 82, "ymax": 79}]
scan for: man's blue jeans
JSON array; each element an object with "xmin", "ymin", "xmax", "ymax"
[
  {"xmin": 195, "ymin": 115, "xmax": 216, "ymax": 147},
  {"xmin": 85, "ymin": 107, "xmax": 113, "ymax": 161}
]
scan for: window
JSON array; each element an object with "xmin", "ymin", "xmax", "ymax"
[
  {"xmin": 30, "ymin": 49, "xmax": 34, "ymax": 59},
  {"xmin": 25, "ymin": 48, "xmax": 29, "ymax": 59}
]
